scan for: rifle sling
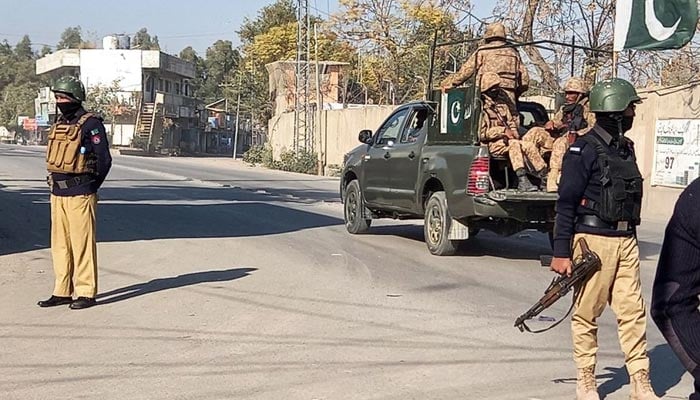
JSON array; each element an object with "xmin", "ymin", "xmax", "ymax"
[{"xmin": 518, "ymin": 290, "xmax": 578, "ymax": 333}]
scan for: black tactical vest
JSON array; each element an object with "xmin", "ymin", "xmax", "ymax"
[{"xmin": 581, "ymin": 132, "xmax": 643, "ymax": 225}]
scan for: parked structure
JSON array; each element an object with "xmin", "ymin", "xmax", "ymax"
[{"xmin": 35, "ymin": 36, "xmax": 201, "ymax": 153}]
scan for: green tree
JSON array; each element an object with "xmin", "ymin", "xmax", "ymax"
[
  {"xmin": 239, "ymin": 0, "xmax": 297, "ymax": 45},
  {"xmin": 84, "ymin": 80, "xmax": 132, "ymax": 122},
  {"xmin": 0, "ymin": 35, "xmax": 45, "ymax": 129},
  {"xmin": 57, "ymin": 26, "xmax": 83, "ymax": 49},
  {"xmin": 332, "ymin": 0, "xmax": 464, "ymax": 104},
  {"xmin": 201, "ymin": 40, "xmax": 240, "ymax": 102},
  {"xmin": 14, "ymin": 35, "xmax": 34, "ymax": 60},
  {"xmin": 40, "ymin": 45, "xmax": 52, "ymax": 57},
  {"xmin": 132, "ymin": 28, "xmax": 160, "ymax": 50},
  {"xmin": 0, "ymin": 40, "xmax": 12, "ymax": 57},
  {"xmin": 179, "ymin": 46, "xmax": 206, "ymax": 97},
  {"xmin": 0, "ymin": 82, "xmax": 40, "ymax": 129}
]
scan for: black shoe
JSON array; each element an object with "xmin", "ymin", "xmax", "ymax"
[
  {"xmin": 38, "ymin": 295, "xmax": 73, "ymax": 308},
  {"xmin": 69, "ymin": 297, "xmax": 96, "ymax": 310}
]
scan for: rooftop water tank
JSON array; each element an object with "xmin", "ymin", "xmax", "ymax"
[
  {"xmin": 102, "ymin": 35, "xmax": 118, "ymax": 50},
  {"xmin": 116, "ymin": 34, "xmax": 130, "ymax": 49}
]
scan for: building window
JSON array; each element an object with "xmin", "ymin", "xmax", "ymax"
[
  {"xmin": 165, "ymin": 80, "xmax": 171, "ymax": 93},
  {"xmin": 184, "ymin": 84, "xmax": 190, "ymax": 97},
  {"xmin": 158, "ymin": 79, "xmax": 163, "ymax": 91},
  {"xmin": 175, "ymin": 83, "xmax": 181, "ymax": 95}
]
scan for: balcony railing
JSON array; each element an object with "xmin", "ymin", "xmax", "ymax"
[{"xmin": 155, "ymin": 92, "xmax": 199, "ymax": 118}]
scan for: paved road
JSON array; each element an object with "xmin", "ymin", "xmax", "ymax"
[{"xmin": 0, "ymin": 144, "xmax": 692, "ymax": 399}]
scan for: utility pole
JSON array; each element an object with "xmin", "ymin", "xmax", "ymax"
[
  {"xmin": 232, "ymin": 74, "xmax": 242, "ymax": 159},
  {"xmin": 294, "ymin": 0, "xmax": 312, "ymax": 153},
  {"xmin": 314, "ymin": 24, "xmax": 323, "ymax": 175}
]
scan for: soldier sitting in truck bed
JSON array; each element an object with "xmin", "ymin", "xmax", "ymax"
[
  {"xmin": 479, "ymin": 72, "xmax": 548, "ymax": 192},
  {"xmin": 522, "ymin": 77, "xmax": 594, "ymax": 192}
]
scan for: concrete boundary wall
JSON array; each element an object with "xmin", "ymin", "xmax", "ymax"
[
  {"xmin": 627, "ymin": 81, "xmax": 700, "ymax": 220},
  {"xmin": 268, "ymin": 106, "xmax": 395, "ymax": 167}
]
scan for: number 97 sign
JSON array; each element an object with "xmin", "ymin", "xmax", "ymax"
[{"xmin": 652, "ymin": 119, "xmax": 700, "ymax": 188}]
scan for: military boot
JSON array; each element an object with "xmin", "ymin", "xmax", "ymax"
[
  {"xmin": 516, "ymin": 168, "xmax": 537, "ymax": 192},
  {"xmin": 576, "ymin": 366, "xmax": 600, "ymax": 400},
  {"xmin": 536, "ymin": 168, "xmax": 548, "ymax": 191},
  {"xmin": 629, "ymin": 369, "xmax": 660, "ymax": 400}
]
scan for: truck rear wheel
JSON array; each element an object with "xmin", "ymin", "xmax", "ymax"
[
  {"xmin": 424, "ymin": 191, "xmax": 459, "ymax": 256},
  {"xmin": 344, "ymin": 180, "xmax": 371, "ymax": 234}
]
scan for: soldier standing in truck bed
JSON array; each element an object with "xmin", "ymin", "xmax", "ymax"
[{"xmin": 441, "ymin": 21, "xmax": 529, "ymax": 125}]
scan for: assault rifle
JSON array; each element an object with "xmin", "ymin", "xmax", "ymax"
[{"xmin": 514, "ymin": 238, "xmax": 601, "ymax": 333}]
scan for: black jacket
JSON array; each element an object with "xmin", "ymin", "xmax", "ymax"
[{"xmin": 651, "ymin": 178, "xmax": 700, "ymax": 395}]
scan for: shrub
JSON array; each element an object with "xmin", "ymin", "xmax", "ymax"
[
  {"xmin": 276, "ymin": 149, "xmax": 318, "ymax": 175},
  {"xmin": 243, "ymin": 144, "xmax": 272, "ymax": 165}
]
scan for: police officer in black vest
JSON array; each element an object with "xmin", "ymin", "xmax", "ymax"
[
  {"xmin": 38, "ymin": 76, "xmax": 112, "ymax": 310},
  {"xmin": 550, "ymin": 78, "xmax": 659, "ymax": 400}
]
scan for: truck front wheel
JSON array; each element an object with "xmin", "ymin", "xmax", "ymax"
[
  {"xmin": 344, "ymin": 180, "xmax": 371, "ymax": 234},
  {"xmin": 424, "ymin": 191, "xmax": 459, "ymax": 256}
]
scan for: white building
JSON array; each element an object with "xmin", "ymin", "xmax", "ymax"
[{"xmin": 35, "ymin": 37, "xmax": 202, "ymax": 151}]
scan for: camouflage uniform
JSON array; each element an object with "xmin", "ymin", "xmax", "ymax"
[
  {"xmin": 546, "ymin": 77, "xmax": 596, "ymax": 192},
  {"xmin": 479, "ymin": 73, "xmax": 546, "ymax": 190},
  {"xmin": 442, "ymin": 22, "xmax": 529, "ymax": 125},
  {"xmin": 522, "ymin": 126, "xmax": 556, "ymax": 156}
]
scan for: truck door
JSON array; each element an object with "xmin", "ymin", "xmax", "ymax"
[
  {"xmin": 361, "ymin": 108, "xmax": 410, "ymax": 206},
  {"xmin": 388, "ymin": 107, "xmax": 431, "ymax": 211}
]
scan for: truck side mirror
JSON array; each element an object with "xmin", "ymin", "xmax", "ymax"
[{"xmin": 358, "ymin": 129, "xmax": 373, "ymax": 144}]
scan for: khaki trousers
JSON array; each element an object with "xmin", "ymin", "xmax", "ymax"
[
  {"xmin": 50, "ymin": 193, "xmax": 98, "ymax": 298},
  {"xmin": 571, "ymin": 233, "xmax": 650, "ymax": 375}
]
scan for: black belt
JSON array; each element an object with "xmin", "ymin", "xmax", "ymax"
[
  {"xmin": 576, "ymin": 215, "xmax": 634, "ymax": 232},
  {"xmin": 55, "ymin": 175, "xmax": 94, "ymax": 189}
]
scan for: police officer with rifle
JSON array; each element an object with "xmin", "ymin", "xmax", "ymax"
[{"xmin": 547, "ymin": 78, "xmax": 658, "ymax": 400}]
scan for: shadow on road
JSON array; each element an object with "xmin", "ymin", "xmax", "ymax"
[
  {"xmin": 0, "ymin": 184, "xmax": 342, "ymax": 256},
  {"xmin": 97, "ymin": 267, "xmax": 257, "ymax": 305},
  {"xmin": 596, "ymin": 344, "xmax": 686, "ymax": 399},
  {"xmin": 552, "ymin": 344, "xmax": 686, "ymax": 399},
  {"xmin": 367, "ymin": 224, "xmax": 551, "ymax": 261}
]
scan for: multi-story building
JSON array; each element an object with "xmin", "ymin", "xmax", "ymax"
[{"xmin": 35, "ymin": 36, "xmax": 202, "ymax": 152}]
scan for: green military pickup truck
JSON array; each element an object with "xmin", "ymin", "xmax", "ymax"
[{"xmin": 340, "ymin": 84, "xmax": 557, "ymax": 256}]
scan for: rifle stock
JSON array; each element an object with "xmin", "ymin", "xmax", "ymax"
[{"xmin": 514, "ymin": 238, "xmax": 601, "ymax": 333}]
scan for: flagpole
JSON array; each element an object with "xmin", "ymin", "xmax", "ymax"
[{"xmin": 612, "ymin": 4, "xmax": 618, "ymax": 79}]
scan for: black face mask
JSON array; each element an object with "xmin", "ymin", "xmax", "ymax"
[
  {"xmin": 596, "ymin": 112, "xmax": 629, "ymax": 137},
  {"xmin": 57, "ymin": 102, "xmax": 82, "ymax": 119},
  {"xmin": 621, "ymin": 116, "xmax": 634, "ymax": 133}
]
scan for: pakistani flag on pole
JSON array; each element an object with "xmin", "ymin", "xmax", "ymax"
[{"xmin": 614, "ymin": 0, "xmax": 698, "ymax": 51}]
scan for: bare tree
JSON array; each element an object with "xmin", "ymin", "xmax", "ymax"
[{"xmin": 493, "ymin": 0, "xmax": 700, "ymax": 90}]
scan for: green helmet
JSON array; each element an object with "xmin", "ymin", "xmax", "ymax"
[
  {"xmin": 51, "ymin": 76, "xmax": 86, "ymax": 102},
  {"xmin": 589, "ymin": 78, "xmax": 640, "ymax": 113}
]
